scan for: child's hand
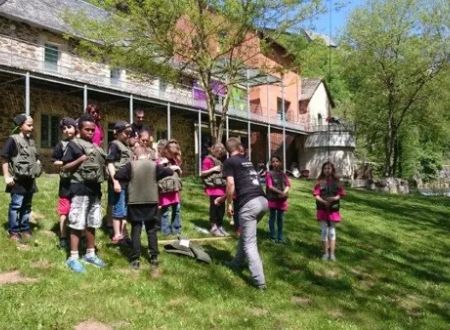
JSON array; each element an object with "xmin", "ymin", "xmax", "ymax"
[
  {"xmin": 212, "ymin": 165, "xmax": 221, "ymax": 173},
  {"xmin": 227, "ymin": 203, "xmax": 234, "ymax": 217},
  {"xmin": 113, "ymin": 181, "xmax": 122, "ymax": 193},
  {"xmin": 214, "ymin": 196, "xmax": 225, "ymax": 205},
  {"xmin": 4, "ymin": 176, "xmax": 14, "ymax": 187}
]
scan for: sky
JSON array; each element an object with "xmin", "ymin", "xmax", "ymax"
[{"xmin": 305, "ymin": 0, "xmax": 365, "ymax": 41}]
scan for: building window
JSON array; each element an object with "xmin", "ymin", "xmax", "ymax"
[
  {"xmin": 110, "ymin": 68, "xmax": 122, "ymax": 86},
  {"xmin": 277, "ymin": 97, "xmax": 290, "ymax": 120},
  {"xmin": 41, "ymin": 114, "xmax": 59, "ymax": 148},
  {"xmin": 44, "ymin": 43, "xmax": 59, "ymax": 71},
  {"xmin": 318, "ymin": 113, "xmax": 323, "ymax": 126}
]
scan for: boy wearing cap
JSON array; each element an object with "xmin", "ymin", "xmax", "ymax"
[
  {"xmin": 52, "ymin": 117, "xmax": 77, "ymax": 249},
  {"xmin": 1, "ymin": 114, "xmax": 42, "ymax": 241},
  {"xmin": 107, "ymin": 121, "xmax": 133, "ymax": 244}
]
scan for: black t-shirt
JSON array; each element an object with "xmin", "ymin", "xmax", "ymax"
[
  {"xmin": 52, "ymin": 140, "xmax": 71, "ymax": 197},
  {"xmin": 1, "ymin": 136, "xmax": 38, "ymax": 194},
  {"xmin": 223, "ymin": 154, "xmax": 265, "ymax": 209},
  {"xmin": 62, "ymin": 140, "xmax": 102, "ymax": 197},
  {"xmin": 106, "ymin": 141, "xmax": 121, "ymax": 163}
]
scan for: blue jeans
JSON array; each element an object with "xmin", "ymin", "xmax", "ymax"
[
  {"xmin": 8, "ymin": 192, "xmax": 33, "ymax": 234},
  {"xmin": 160, "ymin": 203, "xmax": 181, "ymax": 235},
  {"xmin": 269, "ymin": 208, "xmax": 284, "ymax": 241}
]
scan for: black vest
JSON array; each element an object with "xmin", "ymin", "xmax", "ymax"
[{"xmin": 316, "ymin": 180, "xmax": 340, "ymax": 211}]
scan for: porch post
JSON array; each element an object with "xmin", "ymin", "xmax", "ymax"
[
  {"xmin": 247, "ymin": 69, "xmax": 251, "ymax": 160},
  {"xmin": 281, "ymin": 79, "xmax": 287, "ymax": 173},
  {"xmin": 267, "ymin": 123, "xmax": 271, "ymax": 162},
  {"xmin": 25, "ymin": 72, "xmax": 30, "ymax": 115},
  {"xmin": 167, "ymin": 102, "xmax": 171, "ymax": 139},
  {"xmin": 129, "ymin": 94, "xmax": 134, "ymax": 124},
  {"xmin": 83, "ymin": 84, "xmax": 88, "ymax": 111},
  {"xmin": 198, "ymin": 109, "xmax": 202, "ymax": 175}
]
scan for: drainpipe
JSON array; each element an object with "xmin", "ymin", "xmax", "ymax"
[{"xmin": 25, "ymin": 72, "xmax": 30, "ymax": 115}]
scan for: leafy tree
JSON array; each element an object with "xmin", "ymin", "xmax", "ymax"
[
  {"xmin": 342, "ymin": 0, "xmax": 449, "ymax": 177},
  {"xmin": 66, "ymin": 0, "xmax": 323, "ymax": 142}
]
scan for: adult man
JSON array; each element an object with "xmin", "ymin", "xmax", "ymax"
[
  {"xmin": 130, "ymin": 109, "xmax": 152, "ymax": 148},
  {"xmin": 222, "ymin": 137, "xmax": 268, "ymax": 289}
]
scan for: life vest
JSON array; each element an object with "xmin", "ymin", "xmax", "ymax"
[
  {"xmin": 316, "ymin": 180, "xmax": 340, "ymax": 211},
  {"xmin": 110, "ymin": 140, "xmax": 133, "ymax": 171},
  {"xmin": 128, "ymin": 159, "xmax": 158, "ymax": 204},
  {"xmin": 9, "ymin": 134, "xmax": 42, "ymax": 180},
  {"xmin": 59, "ymin": 140, "xmax": 71, "ymax": 179},
  {"xmin": 266, "ymin": 170, "xmax": 287, "ymax": 200},
  {"xmin": 158, "ymin": 159, "xmax": 182, "ymax": 193},
  {"xmin": 71, "ymin": 138, "xmax": 107, "ymax": 183},
  {"xmin": 202, "ymin": 156, "xmax": 226, "ymax": 187}
]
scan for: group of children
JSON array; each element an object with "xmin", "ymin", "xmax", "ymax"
[{"xmin": 1, "ymin": 111, "xmax": 346, "ymax": 277}]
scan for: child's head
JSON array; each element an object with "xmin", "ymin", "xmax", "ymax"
[
  {"xmin": 165, "ymin": 139, "xmax": 181, "ymax": 160},
  {"xmin": 225, "ymin": 137, "xmax": 242, "ymax": 154},
  {"xmin": 270, "ymin": 156, "xmax": 282, "ymax": 170},
  {"xmin": 113, "ymin": 121, "xmax": 132, "ymax": 143},
  {"xmin": 157, "ymin": 139, "xmax": 168, "ymax": 156},
  {"xmin": 210, "ymin": 143, "xmax": 225, "ymax": 159},
  {"xmin": 133, "ymin": 145, "xmax": 150, "ymax": 160},
  {"xmin": 86, "ymin": 104, "xmax": 101, "ymax": 121},
  {"xmin": 77, "ymin": 114, "xmax": 96, "ymax": 141},
  {"xmin": 318, "ymin": 161, "xmax": 337, "ymax": 180},
  {"xmin": 59, "ymin": 117, "xmax": 77, "ymax": 139},
  {"xmin": 13, "ymin": 114, "xmax": 34, "ymax": 136},
  {"xmin": 139, "ymin": 129, "xmax": 153, "ymax": 148}
]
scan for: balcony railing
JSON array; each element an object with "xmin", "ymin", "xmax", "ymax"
[{"xmin": 0, "ymin": 34, "xmax": 311, "ymax": 132}]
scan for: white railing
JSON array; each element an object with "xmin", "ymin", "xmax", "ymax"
[{"xmin": 0, "ymin": 34, "xmax": 311, "ymax": 132}]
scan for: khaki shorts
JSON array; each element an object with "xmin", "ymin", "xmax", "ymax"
[{"xmin": 68, "ymin": 195, "xmax": 102, "ymax": 230}]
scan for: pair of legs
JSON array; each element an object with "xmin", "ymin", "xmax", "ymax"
[
  {"xmin": 320, "ymin": 221, "xmax": 336, "ymax": 260},
  {"xmin": 160, "ymin": 203, "xmax": 181, "ymax": 235},
  {"xmin": 109, "ymin": 188, "xmax": 128, "ymax": 242},
  {"xmin": 209, "ymin": 196, "xmax": 227, "ymax": 236},
  {"xmin": 8, "ymin": 192, "xmax": 33, "ymax": 238},
  {"xmin": 57, "ymin": 196, "xmax": 70, "ymax": 245},
  {"xmin": 232, "ymin": 196, "xmax": 268, "ymax": 288},
  {"xmin": 268, "ymin": 208, "xmax": 284, "ymax": 241},
  {"xmin": 67, "ymin": 195, "xmax": 105, "ymax": 272}
]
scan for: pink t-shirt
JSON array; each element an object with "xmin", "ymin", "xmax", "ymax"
[
  {"xmin": 312, "ymin": 179, "xmax": 346, "ymax": 222},
  {"xmin": 201, "ymin": 156, "xmax": 226, "ymax": 197},
  {"xmin": 266, "ymin": 171, "xmax": 290, "ymax": 211},
  {"xmin": 92, "ymin": 123, "xmax": 104, "ymax": 147},
  {"xmin": 159, "ymin": 158, "xmax": 181, "ymax": 207}
]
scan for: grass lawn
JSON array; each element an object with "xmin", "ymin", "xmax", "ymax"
[{"xmin": 0, "ymin": 174, "xmax": 449, "ymax": 329}]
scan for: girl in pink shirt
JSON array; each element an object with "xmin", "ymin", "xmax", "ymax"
[
  {"xmin": 201, "ymin": 143, "xmax": 227, "ymax": 236},
  {"xmin": 266, "ymin": 156, "xmax": 290, "ymax": 243},
  {"xmin": 86, "ymin": 104, "xmax": 104, "ymax": 147},
  {"xmin": 159, "ymin": 139, "xmax": 182, "ymax": 235},
  {"xmin": 313, "ymin": 161, "xmax": 346, "ymax": 261}
]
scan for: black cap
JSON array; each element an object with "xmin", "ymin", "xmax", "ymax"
[
  {"xmin": 59, "ymin": 117, "xmax": 77, "ymax": 129},
  {"xmin": 113, "ymin": 120, "xmax": 131, "ymax": 133},
  {"xmin": 13, "ymin": 114, "xmax": 28, "ymax": 126}
]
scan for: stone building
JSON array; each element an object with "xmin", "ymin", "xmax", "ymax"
[{"xmin": 0, "ymin": 0, "xmax": 355, "ymax": 177}]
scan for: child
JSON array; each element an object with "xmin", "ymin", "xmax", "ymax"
[
  {"xmin": 52, "ymin": 117, "xmax": 77, "ymax": 248},
  {"xmin": 114, "ymin": 146, "xmax": 178, "ymax": 269},
  {"xmin": 1, "ymin": 114, "xmax": 42, "ymax": 241},
  {"xmin": 138, "ymin": 129, "xmax": 156, "ymax": 160},
  {"xmin": 106, "ymin": 121, "xmax": 133, "ymax": 244},
  {"xmin": 158, "ymin": 139, "xmax": 183, "ymax": 235},
  {"xmin": 201, "ymin": 143, "xmax": 228, "ymax": 236},
  {"xmin": 62, "ymin": 114, "xmax": 107, "ymax": 272},
  {"xmin": 266, "ymin": 156, "xmax": 290, "ymax": 243},
  {"xmin": 313, "ymin": 161, "xmax": 346, "ymax": 261}
]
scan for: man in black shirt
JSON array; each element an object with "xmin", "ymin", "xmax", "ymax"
[{"xmin": 222, "ymin": 137, "xmax": 268, "ymax": 289}]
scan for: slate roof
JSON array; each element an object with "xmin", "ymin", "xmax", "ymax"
[
  {"xmin": 0, "ymin": 0, "xmax": 109, "ymax": 35},
  {"xmin": 300, "ymin": 77, "xmax": 335, "ymax": 107}
]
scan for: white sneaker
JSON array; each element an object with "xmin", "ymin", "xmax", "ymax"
[
  {"xmin": 210, "ymin": 226, "xmax": 224, "ymax": 237},
  {"xmin": 322, "ymin": 253, "xmax": 329, "ymax": 261},
  {"xmin": 218, "ymin": 227, "xmax": 230, "ymax": 237},
  {"xmin": 329, "ymin": 254, "xmax": 336, "ymax": 261}
]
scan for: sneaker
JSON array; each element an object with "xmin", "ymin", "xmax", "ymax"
[
  {"xmin": 329, "ymin": 254, "xmax": 336, "ymax": 262},
  {"xmin": 322, "ymin": 253, "xmax": 330, "ymax": 261},
  {"xmin": 130, "ymin": 259, "xmax": 140, "ymax": 270},
  {"xmin": 218, "ymin": 227, "xmax": 230, "ymax": 237},
  {"xmin": 210, "ymin": 227, "xmax": 225, "ymax": 237},
  {"xmin": 9, "ymin": 233, "xmax": 21, "ymax": 241},
  {"xmin": 150, "ymin": 256, "xmax": 159, "ymax": 267},
  {"xmin": 257, "ymin": 284, "xmax": 267, "ymax": 291},
  {"xmin": 59, "ymin": 237, "xmax": 69, "ymax": 249},
  {"xmin": 66, "ymin": 258, "xmax": 86, "ymax": 273},
  {"xmin": 83, "ymin": 255, "xmax": 107, "ymax": 268}
]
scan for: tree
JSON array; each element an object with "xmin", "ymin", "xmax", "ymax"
[
  {"xmin": 342, "ymin": 0, "xmax": 449, "ymax": 177},
  {"xmin": 66, "ymin": 0, "xmax": 323, "ymax": 143}
]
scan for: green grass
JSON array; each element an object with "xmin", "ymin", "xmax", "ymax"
[{"xmin": 0, "ymin": 174, "xmax": 449, "ymax": 329}]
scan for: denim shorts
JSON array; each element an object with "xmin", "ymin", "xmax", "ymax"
[{"xmin": 108, "ymin": 188, "xmax": 127, "ymax": 219}]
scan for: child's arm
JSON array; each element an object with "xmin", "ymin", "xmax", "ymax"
[
  {"xmin": 2, "ymin": 161, "xmax": 14, "ymax": 186},
  {"xmin": 266, "ymin": 173, "xmax": 285, "ymax": 196},
  {"xmin": 108, "ymin": 163, "xmax": 121, "ymax": 193},
  {"xmin": 313, "ymin": 183, "xmax": 330, "ymax": 207},
  {"xmin": 114, "ymin": 163, "xmax": 131, "ymax": 183},
  {"xmin": 61, "ymin": 143, "xmax": 87, "ymax": 172},
  {"xmin": 283, "ymin": 175, "xmax": 291, "ymax": 196}
]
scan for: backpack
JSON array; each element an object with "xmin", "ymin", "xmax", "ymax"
[
  {"xmin": 9, "ymin": 134, "xmax": 42, "ymax": 180},
  {"xmin": 71, "ymin": 138, "xmax": 107, "ymax": 183},
  {"xmin": 202, "ymin": 156, "xmax": 226, "ymax": 187}
]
